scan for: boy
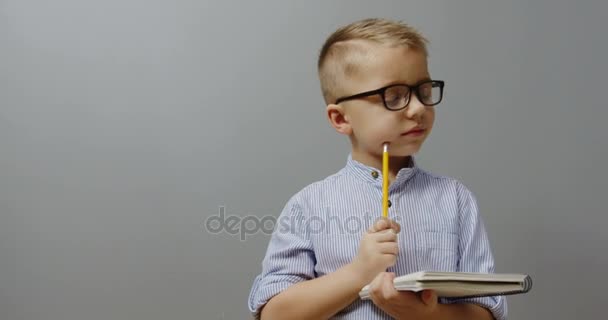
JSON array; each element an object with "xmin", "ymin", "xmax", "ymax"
[{"xmin": 248, "ymin": 18, "xmax": 506, "ymax": 319}]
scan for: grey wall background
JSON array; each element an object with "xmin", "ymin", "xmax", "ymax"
[{"xmin": 1, "ymin": 0, "xmax": 606, "ymax": 319}]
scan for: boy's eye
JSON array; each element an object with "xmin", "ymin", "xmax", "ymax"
[
  {"xmin": 419, "ymin": 83, "xmax": 434, "ymax": 100},
  {"xmin": 421, "ymin": 89, "xmax": 432, "ymax": 99},
  {"xmin": 385, "ymin": 92, "xmax": 401, "ymax": 103},
  {"xmin": 384, "ymin": 86, "xmax": 409, "ymax": 107}
]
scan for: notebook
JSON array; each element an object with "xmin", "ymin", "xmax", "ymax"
[{"xmin": 359, "ymin": 271, "xmax": 532, "ymax": 300}]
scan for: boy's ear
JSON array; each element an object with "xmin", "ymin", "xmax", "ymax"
[{"xmin": 326, "ymin": 104, "xmax": 352, "ymax": 136}]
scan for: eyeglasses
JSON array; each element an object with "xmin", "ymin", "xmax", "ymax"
[{"xmin": 334, "ymin": 80, "xmax": 445, "ymax": 111}]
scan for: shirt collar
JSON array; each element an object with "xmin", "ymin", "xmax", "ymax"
[{"xmin": 344, "ymin": 153, "xmax": 418, "ymax": 187}]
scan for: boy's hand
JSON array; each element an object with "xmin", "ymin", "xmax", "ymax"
[
  {"xmin": 350, "ymin": 217, "xmax": 401, "ymax": 284},
  {"xmin": 369, "ymin": 272, "xmax": 441, "ymax": 320}
]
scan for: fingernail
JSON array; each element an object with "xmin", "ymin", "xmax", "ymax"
[{"xmin": 423, "ymin": 290, "xmax": 431, "ymax": 301}]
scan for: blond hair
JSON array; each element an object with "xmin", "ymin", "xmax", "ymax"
[{"xmin": 317, "ymin": 18, "xmax": 429, "ymax": 104}]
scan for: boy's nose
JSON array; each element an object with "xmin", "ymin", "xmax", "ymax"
[{"xmin": 403, "ymin": 94, "xmax": 426, "ymax": 119}]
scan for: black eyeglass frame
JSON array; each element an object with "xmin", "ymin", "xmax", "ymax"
[{"xmin": 334, "ymin": 80, "xmax": 445, "ymax": 111}]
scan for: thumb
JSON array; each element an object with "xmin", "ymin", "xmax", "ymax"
[{"xmin": 369, "ymin": 217, "xmax": 390, "ymax": 233}]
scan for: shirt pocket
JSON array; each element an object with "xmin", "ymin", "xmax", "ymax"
[{"xmin": 414, "ymin": 231, "xmax": 459, "ymax": 272}]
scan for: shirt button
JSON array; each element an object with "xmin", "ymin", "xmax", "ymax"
[
  {"xmin": 388, "ymin": 200, "xmax": 392, "ymax": 208},
  {"xmin": 371, "ymin": 171, "xmax": 379, "ymax": 179}
]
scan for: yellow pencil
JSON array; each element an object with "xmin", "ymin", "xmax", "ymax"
[{"xmin": 382, "ymin": 143, "xmax": 389, "ymax": 217}]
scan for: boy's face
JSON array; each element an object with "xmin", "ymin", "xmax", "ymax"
[{"xmin": 327, "ymin": 44, "xmax": 434, "ymax": 159}]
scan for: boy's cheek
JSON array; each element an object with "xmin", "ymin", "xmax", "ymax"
[
  {"xmin": 423, "ymin": 109, "xmax": 435, "ymax": 129},
  {"xmin": 372, "ymin": 124, "xmax": 398, "ymax": 144}
]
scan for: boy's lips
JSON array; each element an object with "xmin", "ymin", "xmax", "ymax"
[{"xmin": 401, "ymin": 127, "xmax": 426, "ymax": 136}]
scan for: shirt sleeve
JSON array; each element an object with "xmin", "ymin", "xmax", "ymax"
[
  {"xmin": 247, "ymin": 194, "xmax": 316, "ymax": 318},
  {"xmin": 440, "ymin": 183, "xmax": 508, "ymax": 320}
]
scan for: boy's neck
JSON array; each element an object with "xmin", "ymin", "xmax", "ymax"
[{"xmin": 351, "ymin": 149, "xmax": 413, "ymax": 184}]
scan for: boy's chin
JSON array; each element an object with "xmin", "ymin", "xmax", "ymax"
[
  {"xmin": 355, "ymin": 141, "xmax": 423, "ymax": 158},
  {"xmin": 382, "ymin": 143, "xmax": 422, "ymax": 157},
  {"xmin": 387, "ymin": 151, "xmax": 418, "ymax": 158}
]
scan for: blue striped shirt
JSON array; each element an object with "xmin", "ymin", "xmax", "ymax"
[{"xmin": 248, "ymin": 154, "xmax": 507, "ymax": 319}]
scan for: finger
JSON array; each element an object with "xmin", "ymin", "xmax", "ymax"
[
  {"xmin": 421, "ymin": 290, "xmax": 438, "ymax": 307},
  {"xmin": 378, "ymin": 242, "xmax": 399, "ymax": 255},
  {"xmin": 369, "ymin": 272, "xmax": 387, "ymax": 301},
  {"xmin": 369, "ymin": 217, "xmax": 390, "ymax": 233},
  {"xmin": 374, "ymin": 229, "xmax": 398, "ymax": 242},
  {"xmin": 399, "ymin": 290, "xmax": 419, "ymax": 305}
]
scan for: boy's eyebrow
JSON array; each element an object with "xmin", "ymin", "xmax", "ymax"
[{"xmin": 381, "ymin": 77, "xmax": 432, "ymax": 88}]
